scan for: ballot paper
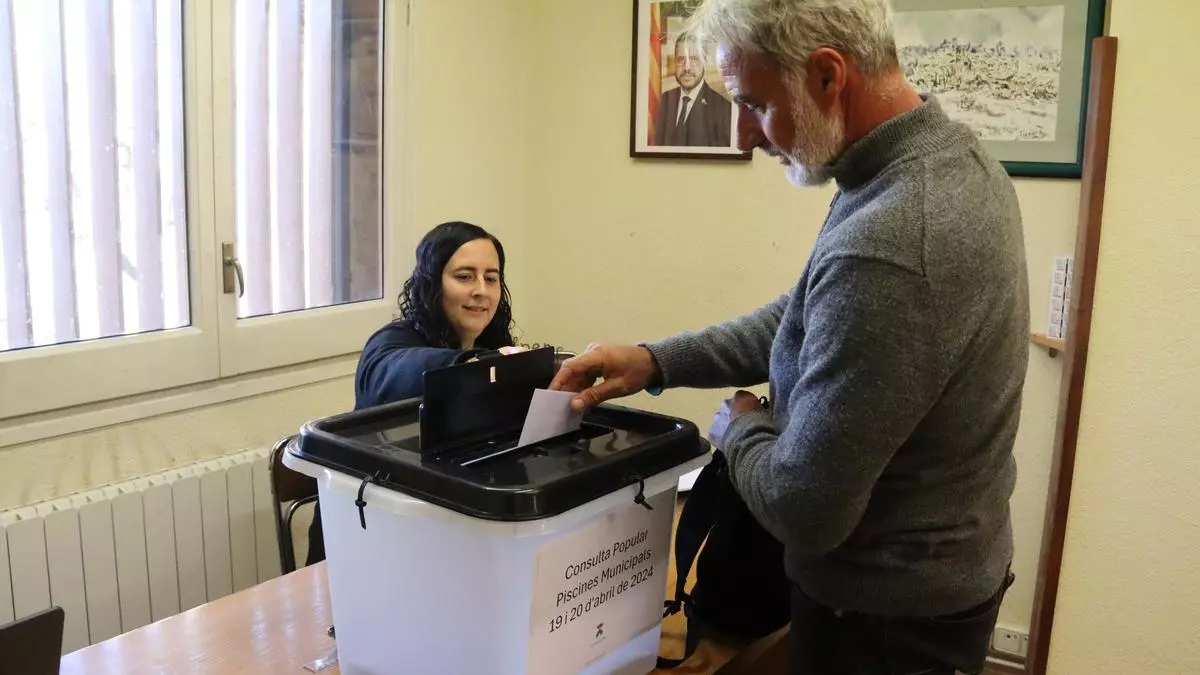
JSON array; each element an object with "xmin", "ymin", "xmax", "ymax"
[{"xmin": 517, "ymin": 389, "xmax": 584, "ymax": 447}]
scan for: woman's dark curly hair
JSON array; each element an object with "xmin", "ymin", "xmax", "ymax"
[{"xmin": 397, "ymin": 221, "xmax": 516, "ymax": 349}]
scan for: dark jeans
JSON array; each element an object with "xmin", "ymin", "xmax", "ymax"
[{"xmin": 789, "ymin": 571, "xmax": 1014, "ymax": 675}]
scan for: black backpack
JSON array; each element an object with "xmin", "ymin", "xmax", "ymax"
[{"xmin": 657, "ymin": 449, "xmax": 791, "ymax": 668}]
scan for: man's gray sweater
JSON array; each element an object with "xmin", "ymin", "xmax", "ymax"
[{"xmin": 647, "ymin": 97, "xmax": 1028, "ymax": 617}]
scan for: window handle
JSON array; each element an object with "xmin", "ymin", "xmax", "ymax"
[{"xmin": 222, "ymin": 241, "xmax": 245, "ymax": 298}]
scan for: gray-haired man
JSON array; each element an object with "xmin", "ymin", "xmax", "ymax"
[{"xmin": 552, "ymin": 0, "xmax": 1027, "ymax": 673}]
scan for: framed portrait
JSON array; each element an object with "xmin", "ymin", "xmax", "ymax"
[
  {"xmin": 893, "ymin": 0, "xmax": 1107, "ymax": 178},
  {"xmin": 629, "ymin": 0, "xmax": 751, "ymax": 160}
]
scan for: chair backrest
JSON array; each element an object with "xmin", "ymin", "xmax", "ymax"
[
  {"xmin": 269, "ymin": 435, "xmax": 317, "ymax": 502},
  {"xmin": 268, "ymin": 435, "xmax": 318, "ymax": 574}
]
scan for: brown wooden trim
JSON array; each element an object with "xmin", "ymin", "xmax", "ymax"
[
  {"xmin": 986, "ymin": 654, "xmax": 1028, "ymax": 675},
  {"xmin": 1026, "ymin": 35, "xmax": 1119, "ymax": 675}
]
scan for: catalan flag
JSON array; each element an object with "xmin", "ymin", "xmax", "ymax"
[{"xmin": 647, "ymin": 3, "xmax": 663, "ymax": 145}]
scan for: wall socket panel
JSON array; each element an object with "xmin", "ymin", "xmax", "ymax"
[{"xmin": 993, "ymin": 624, "xmax": 1029, "ymax": 658}]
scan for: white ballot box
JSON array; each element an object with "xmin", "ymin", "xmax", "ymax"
[{"xmin": 285, "ymin": 351, "xmax": 708, "ymax": 675}]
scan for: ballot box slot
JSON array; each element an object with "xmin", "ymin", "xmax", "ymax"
[{"xmin": 450, "ymin": 422, "xmax": 613, "ymax": 468}]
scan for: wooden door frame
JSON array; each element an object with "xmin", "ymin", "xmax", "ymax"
[{"xmin": 1025, "ymin": 36, "xmax": 1119, "ymax": 675}]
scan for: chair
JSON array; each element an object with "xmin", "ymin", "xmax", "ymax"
[{"xmin": 268, "ymin": 435, "xmax": 318, "ymax": 574}]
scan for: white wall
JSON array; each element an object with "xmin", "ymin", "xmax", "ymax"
[
  {"xmin": 407, "ymin": 0, "xmax": 532, "ymax": 308},
  {"xmin": 1047, "ymin": 1, "xmax": 1200, "ymax": 672}
]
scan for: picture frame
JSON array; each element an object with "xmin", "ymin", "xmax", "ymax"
[
  {"xmin": 893, "ymin": 0, "xmax": 1107, "ymax": 178},
  {"xmin": 629, "ymin": 0, "xmax": 751, "ymax": 160}
]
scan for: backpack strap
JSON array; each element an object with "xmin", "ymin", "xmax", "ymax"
[
  {"xmin": 656, "ymin": 609, "xmax": 705, "ymax": 669},
  {"xmin": 656, "ymin": 452, "xmax": 726, "ymax": 669}
]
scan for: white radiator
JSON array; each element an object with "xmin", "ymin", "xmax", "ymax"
[{"xmin": 0, "ymin": 447, "xmax": 287, "ymax": 653}]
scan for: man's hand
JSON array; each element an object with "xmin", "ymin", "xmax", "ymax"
[
  {"xmin": 549, "ymin": 343, "xmax": 661, "ymax": 411},
  {"xmin": 709, "ymin": 391, "xmax": 764, "ymax": 446}
]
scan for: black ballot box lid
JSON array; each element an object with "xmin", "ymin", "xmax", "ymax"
[{"xmin": 291, "ymin": 351, "xmax": 708, "ymax": 521}]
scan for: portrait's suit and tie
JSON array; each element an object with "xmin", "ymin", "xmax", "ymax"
[
  {"xmin": 651, "ymin": 33, "xmax": 734, "ymax": 148},
  {"xmin": 654, "ymin": 80, "xmax": 733, "ymax": 147}
]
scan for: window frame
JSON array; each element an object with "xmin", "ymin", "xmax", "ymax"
[
  {"xmin": 209, "ymin": 0, "xmax": 408, "ymax": 378},
  {"xmin": 0, "ymin": 0, "xmax": 219, "ymax": 419},
  {"xmin": 0, "ymin": 0, "xmax": 410, "ymax": 421}
]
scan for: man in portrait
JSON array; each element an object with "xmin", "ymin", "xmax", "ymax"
[{"xmin": 653, "ymin": 33, "xmax": 733, "ymax": 147}]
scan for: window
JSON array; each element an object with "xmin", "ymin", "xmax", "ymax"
[
  {"xmin": 214, "ymin": 0, "xmax": 396, "ymax": 377},
  {"xmin": 0, "ymin": 0, "xmax": 188, "ymax": 352},
  {"xmin": 232, "ymin": 0, "xmax": 382, "ymax": 320},
  {"xmin": 0, "ymin": 0, "xmax": 402, "ymax": 420}
]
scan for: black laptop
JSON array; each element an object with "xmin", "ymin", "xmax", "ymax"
[{"xmin": 0, "ymin": 606, "xmax": 65, "ymax": 675}]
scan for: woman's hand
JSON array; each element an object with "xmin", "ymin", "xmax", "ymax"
[{"xmin": 498, "ymin": 346, "xmax": 528, "ymax": 356}]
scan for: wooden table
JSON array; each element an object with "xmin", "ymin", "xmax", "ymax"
[
  {"xmin": 59, "ymin": 563, "xmax": 337, "ymax": 675},
  {"xmin": 58, "ymin": 560, "xmax": 748, "ymax": 674}
]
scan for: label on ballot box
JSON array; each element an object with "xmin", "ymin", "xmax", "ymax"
[{"xmin": 526, "ymin": 489, "xmax": 675, "ymax": 674}]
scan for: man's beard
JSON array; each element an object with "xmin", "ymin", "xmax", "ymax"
[{"xmin": 780, "ymin": 75, "xmax": 845, "ymax": 187}]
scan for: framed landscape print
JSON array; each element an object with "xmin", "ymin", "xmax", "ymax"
[
  {"xmin": 893, "ymin": 0, "xmax": 1106, "ymax": 178},
  {"xmin": 629, "ymin": 0, "xmax": 751, "ymax": 160}
]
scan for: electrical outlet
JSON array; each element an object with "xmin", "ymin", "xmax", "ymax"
[{"xmin": 992, "ymin": 624, "xmax": 1028, "ymax": 658}]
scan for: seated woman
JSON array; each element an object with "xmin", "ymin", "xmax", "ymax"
[
  {"xmin": 355, "ymin": 220, "xmax": 519, "ymax": 407},
  {"xmin": 305, "ymin": 220, "xmax": 518, "ymax": 565}
]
